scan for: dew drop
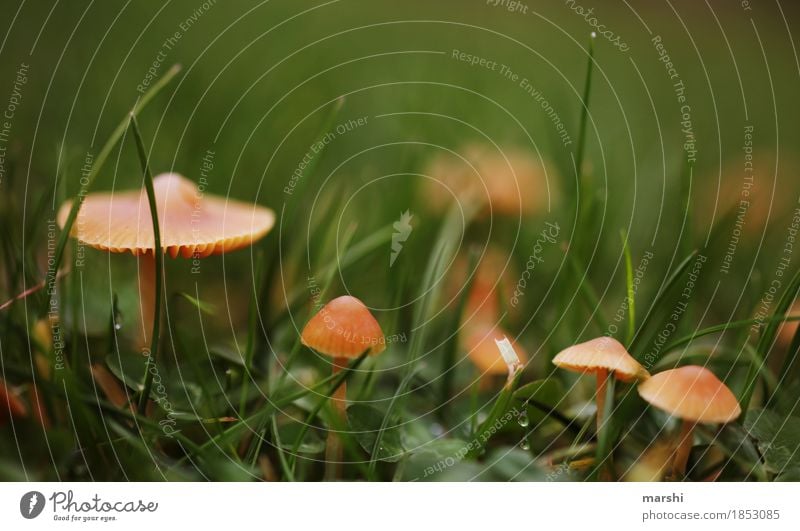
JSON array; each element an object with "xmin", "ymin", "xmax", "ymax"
[
  {"xmin": 520, "ymin": 437, "xmax": 530, "ymax": 451},
  {"xmin": 114, "ymin": 323, "xmax": 122, "ymax": 330},
  {"xmin": 517, "ymin": 410, "xmax": 529, "ymax": 428}
]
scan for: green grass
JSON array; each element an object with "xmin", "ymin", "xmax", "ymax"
[{"xmin": 2, "ymin": 1, "xmax": 800, "ymax": 482}]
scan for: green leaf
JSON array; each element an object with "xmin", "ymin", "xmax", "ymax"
[
  {"xmin": 398, "ymin": 438, "xmax": 470, "ymax": 481},
  {"xmin": 348, "ymin": 404, "xmax": 405, "ymax": 462},
  {"xmin": 514, "ymin": 378, "xmax": 564, "ymax": 425},
  {"xmin": 483, "ymin": 447, "xmax": 549, "ymax": 481},
  {"xmin": 744, "ymin": 408, "xmax": 800, "ymax": 476},
  {"xmin": 468, "ymin": 369, "xmax": 525, "ymax": 458},
  {"xmin": 706, "ymin": 422, "xmax": 766, "ymax": 481},
  {"xmin": 106, "ymin": 353, "xmax": 147, "ymax": 392},
  {"xmin": 276, "ymin": 421, "xmax": 325, "ymax": 454}
]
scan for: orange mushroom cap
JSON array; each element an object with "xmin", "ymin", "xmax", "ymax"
[
  {"xmin": 301, "ymin": 296, "xmax": 385, "ymax": 358},
  {"xmin": 1, "ymin": 379, "xmax": 27, "ymax": 421},
  {"xmin": 553, "ymin": 336, "xmax": 649, "ymax": 382},
  {"xmin": 463, "ymin": 323, "xmax": 528, "ymax": 375},
  {"xmin": 57, "ymin": 173, "xmax": 275, "ymax": 258},
  {"xmin": 637, "ymin": 365, "xmax": 742, "ymax": 424}
]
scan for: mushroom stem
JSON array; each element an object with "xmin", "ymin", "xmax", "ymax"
[
  {"xmin": 137, "ymin": 254, "xmax": 156, "ymax": 351},
  {"xmin": 325, "ymin": 356, "xmax": 348, "ymax": 479},
  {"xmin": 595, "ymin": 369, "xmax": 609, "ymax": 434},
  {"xmin": 672, "ymin": 420, "xmax": 695, "ymax": 478}
]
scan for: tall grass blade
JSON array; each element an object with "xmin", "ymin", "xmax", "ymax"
[
  {"xmin": 621, "ymin": 230, "xmax": 635, "ymax": 345},
  {"xmin": 129, "ymin": 116, "xmax": 164, "ymax": 416}
]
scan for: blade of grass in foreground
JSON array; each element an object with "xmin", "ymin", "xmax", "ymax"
[
  {"xmin": 621, "ymin": 230, "xmax": 635, "ymax": 346},
  {"xmin": 129, "ymin": 116, "xmax": 164, "ymax": 416},
  {"xmin": 573, "ymin": 32, "xmax": 595, "ymax": 260},
  {"xmin": 271, "ymin": 415, "xmax": 295, "ymax": 482},
  {"xmin": 44, "ymin": 64, "xmax": 181, "ymax": 317}
]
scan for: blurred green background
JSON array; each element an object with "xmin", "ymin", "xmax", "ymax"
[{"xmin": 1, "ymin": 0, "xmax": 800, "ymax": 481}]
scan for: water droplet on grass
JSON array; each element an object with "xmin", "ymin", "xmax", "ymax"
[
  {"xmin": 520, "ymin": 437, "xmax": 530, "ymax": 451},
  {"xmin": 517, "ymin": 411, "xmax": 529, "ymax": 428}
]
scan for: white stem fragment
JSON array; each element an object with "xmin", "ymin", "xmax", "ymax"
[{"xmin": 495, "ymin": 336, "xmax": 522, "ymax": 381}]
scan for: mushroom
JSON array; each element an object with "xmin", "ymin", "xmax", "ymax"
[
  {"xmin": 447, "ymin": 245, "xmax": 518, "ymax": 323},
  {"xmin": 422, "ymin": 144, "xmax": 557, "ymax": 217},
  {"xmin": 301, "ymin": 295, "xmax": 385, "ymax": 473},
  {"xmin": 0, "ymin": 379, "xmax": 26, "ymax": 424},
  {"xmin": 553, "ymin": 336, "xmax": 650, "ymax": 433},
  {"xmin": 57, "ymin": 172, "xmax": 275, "ymax": 350},
  {"xmin": 638, "ymin": 365, "xmax": 741, "ymax": 478},
  {"xmin": 463, "ymin": 323, "xmax": 528, "ymax": 389}
]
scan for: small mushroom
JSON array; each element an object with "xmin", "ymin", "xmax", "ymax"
[
  {"xmin": 57, "ymin": 173, "xmax": 275, "ymax": 349},
  {"xmin": 463, "ymin": 323, "xmax": 528, "ymax": 389},
  {"xmin": 301, "ymin": 295, "xmax": 385, "ymax": 474},
  {"xmin": 553, "ymin": 336, "xmax": 650, "ymax": 433},
  {"xmin": 638, "ymin": 365, "xmax": 741, "ymax": 478}
]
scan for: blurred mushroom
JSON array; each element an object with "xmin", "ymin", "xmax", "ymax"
[
  {"xmin": 777, "ymin": 301, "xmax": 800, "ymax": 348},
  {"xmin": 422, "ymin": 144, "xmax": 557, "ymax": 217},
  {"xmin": 0, "ymin": 379, "xmax": 26, "ymax": 424},
  {"xmin": 57, "ymin": 173, "xmax": 275, "ymax": 350},
  {"xmin": 696, "ymin": 151, "xmax": 800, "ymax": 237},
  {"xmin": 637, "ymin": 365, "xmax": 741, "ymax": 478},
  {"xmin": 553, "ymin": 337, "xmax": 650, "ymax": 434},
  {"xmin": 91, "ymin": 363, "xmax": 134, "ymax": 412},
  {"xmin": 301, "ymin": 295, "xmax": 385, "ymax": 475},
  {"xmin": 448, "ymin": 245, "xmax": 518, "ymax": 324}
]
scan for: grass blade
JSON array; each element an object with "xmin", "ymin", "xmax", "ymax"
[
  {"xmin": 621, "ymin": 230, "xmax": 635, "ymax": 345},
  {"xmin": 129, "ymin": 115, "xmax": 164, "ymax": 415},
  {"xmin": 661, "ymin": 314, "xmax": 800, "ymax": 354}
]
